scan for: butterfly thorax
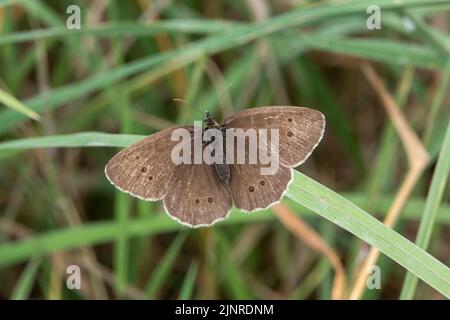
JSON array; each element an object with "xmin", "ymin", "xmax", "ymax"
[
  {"xmin": 203, "ymin": 112, "xmax": 231, "ymax": 185},
  {"xmin": 203, "ymin": 111, "xmax": 220, "ymax": 129}
]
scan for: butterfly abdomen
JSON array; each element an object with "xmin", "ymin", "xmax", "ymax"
[{"xmin": 213, "ymin": 163, "xmax": 231, "ymax": 185}]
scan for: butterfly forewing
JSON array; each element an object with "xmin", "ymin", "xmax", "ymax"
[
  {"xmin": 163, "ymin": 163, "xmax": 233, "ymax": 226},
  {"xmin": 105, "ymin": 126, "xmax": 193, "ymax": 201},
  {"xmin": 223, "ymin": 106, "xmax": 324, "ymax": 211},
  {"xmin": 223, "ymin": 106, "xmax": 325, "ymax": 167}
]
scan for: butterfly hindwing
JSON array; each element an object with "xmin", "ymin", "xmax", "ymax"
[
  {"xmin": 163, "ymin": 163, "xmax": 233, "ymax": 226},
  {"xmin": 230, "ymin": 162, "xmax": 292, "ymax": 212}
]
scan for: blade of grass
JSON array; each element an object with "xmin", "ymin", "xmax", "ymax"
[
  {"xmin": 178, "ymin": 260, "xmax": 200, "ymax": 300},
  {"xmin": 0, "ymin": 7, "xmax": 17, "ymax": 90},
  {"xmin": 0, "ymin": 87, "xmax": 41, "ymax": 121},
  {"xmin": 0, "ymin": 132, "xmax": 143, "ymax": 149},
  {"xmin": 402, "ymin": 9, "xmax": 450, "ymax": 54},
  {"xmin": 0, "ymin": 20, "xmax": 242, "ymax": 45},
  {"xmin": 10, "ymin": 258, "xmax": 41, "ymax": 299},
  {"xmin": 423, "ymin": 58, "xmax": 450, "ymax": 145},
  {"xmin": 349, "ymin": 62, "xmax": 430, "ymax": 299},
  {"xmin": 109, "ymin": 4, "xmax": 132, "ymax": 297},
  {"xmin": 291, "ymin": 259, "xmax": 331, "ymax": 299},
  {"xmin": 113, "ymin": 191, "xmax": 129, "ymax": 297},
  {"xmin": 215, "ymin": 230, "xmax": 253, "ymax": 299},
  {"xmin": 286, "ymin": 172, "xmax": 449, "ymax": 298},
  {"xmin": 362, "ymin": 67, "xmax": 414, "ymax": 214},
  {"xmin": 144, "ymin": 233, "xmax": 187, "ymax": 299},
  {"xmin": 17, "ymin": 0, "xmax": 61, "ymax": 27},
  {"xmin": 400, "ymin": 115, "xmax": 450, "ymax": 299},
  {"xmin": 276, "ymin": 34, "xmax": 446, "ymax": 69},
  {"xmin": 347, "ymin": 67, "xmax": 414, "ymax": 291},
  {"xmin": 318, "ymin": 221, "xmax": 336, "ymax": 299}
]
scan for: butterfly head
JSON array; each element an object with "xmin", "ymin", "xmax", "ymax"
[{"xmin": 204, "ymin": 111, "xmax": 219, "ymax": 129}]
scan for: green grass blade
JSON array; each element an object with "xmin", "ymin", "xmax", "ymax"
[
  {"xmin": 424, "ymin": 58, "xmax": 450, "ymax": 145},
  {"xmin": 17, "ymin": 0, "xmax": 62, "ymax": 27},
  {"xmin": 113, "ymin": 189, "xmax": 130, "ymax": 296},
  {"xmin": 286, "ymin": 173, "xmax": 450, "ymax": 298},
  {"xmin": 178, "ymin": 260, "xmax": 200, "ymax": 300},
  {"xmin": 402, "ymin": 9, "xmax": 450, "ymax": 54},
  {"xmin": 215, "ymin": 230, "xmax": 253, "ymax": 299},
  {"xmin": 144, "ymin": 233, "xmax": 187, "ymax": 299},
  {"xmin": 0, "ymin": 88, "xmax": 41, "ymax": 121},
  {"xmin": 400, "ymin": 116, "xmax": 450, "ymax": 299},
  {"xmin": 0, "ymin": 20, "xmax": 240, "ymax": 45},
  {"xmin": 109, "ymin": 16, "xmax": 133, "ymax": 296},
  {"xmin": 10, "ymin": 258, "xmax": 41, "ymax": 300},
  {"xmin": 277, "ymin": 34, "xmax": 445, "ymax": 69},
  {"xmin": 291, "ymin": 259, "xmax": 331, "ymax": 299},
  {"xmin": 0, "ymin": 132, "xmax": 143, "ymax": 149}
]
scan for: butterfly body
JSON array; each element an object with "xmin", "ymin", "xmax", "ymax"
[
  {"xmin": 203, "ymin": 111, "xmax": 232, "ymax": 185},
  {"xmin": 105, "ymin": 106, "xmax": 325, "ymax": 227},
  {"xmin": 213, "ymin": 162, "xmax": 231, "ymax": 185}
]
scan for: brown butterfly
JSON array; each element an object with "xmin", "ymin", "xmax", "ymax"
[{"xmin": 105, "ymin": 106, "xmax": 325, "ymax": 227}]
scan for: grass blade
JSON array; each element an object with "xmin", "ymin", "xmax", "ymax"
[
  {"xmin": 0, "ymin": 132, "xmax": 142, "ymax": 149},
  {"xmin": 400, "ymin": 116, "xmax": 450, "ymax": 299},
  {"xmin": 402, "ymin": 9, "xmax": 450, "ymax": 53},
  {"xmin": 178, "ymin": 260, "xmax": 200, "ymax": 300},
  {"xmin": 424, "ymin": 58, "xmax": 450, "ymax": 145},
  {"xmin": 215, "ymin": 230, "xmax": 253, "ymax": 299},
  {"xmin": 10, "ymin": 258, "xmax": 41, "ymax": 300},
  {"xmin": 0, "ymin": 20, "xmax": 240, "ymax": 45},
  {"xmin": 287, "ymin": 173, "xmax": 450, "ymax": 298},
  {"xmin": 144, "ymin": 233, "xmax": 187, "ymax": 299},
  {"xmin": 277, "ymin": 34, "xmax": 445, "ymax": 69},
  {"xmin": 0, "ymin": 88, "xmax": 41, "ymax": 121}
]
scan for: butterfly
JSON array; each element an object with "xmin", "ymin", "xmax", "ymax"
[{"xmin": 105, "ymin": 106, "xmax": 325, "ymax": 227}]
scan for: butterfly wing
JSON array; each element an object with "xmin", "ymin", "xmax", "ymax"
[
  {"xmin": 163, "ymin": 163, "xmax": 233, "ymax": 227},
  {"xmin": 230, "ymin": 161, "xmax": 292, "ymax": 211},
  {"xmin": 105, "ymin": 126, "xmax": 193, "ymax": 201},
  {"xmin": 223, "ymin": 106, "xmax": 325, "ymax": 167},
  {"xmin": 105, "ymin": 107, "xmax": 324, "ymax": 224},
  {"xmin": 223, "ymin": 106, "xmax": 324, "ymax": 211}
]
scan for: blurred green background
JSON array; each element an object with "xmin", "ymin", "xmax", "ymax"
[{"xmin": 0, "ymin": 0, "xmax": 449, "ymax": 300}]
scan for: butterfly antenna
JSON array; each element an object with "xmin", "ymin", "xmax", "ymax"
[{"xmin": 173, "ymin": 98, "xmax": 205, "ymax": 116}]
